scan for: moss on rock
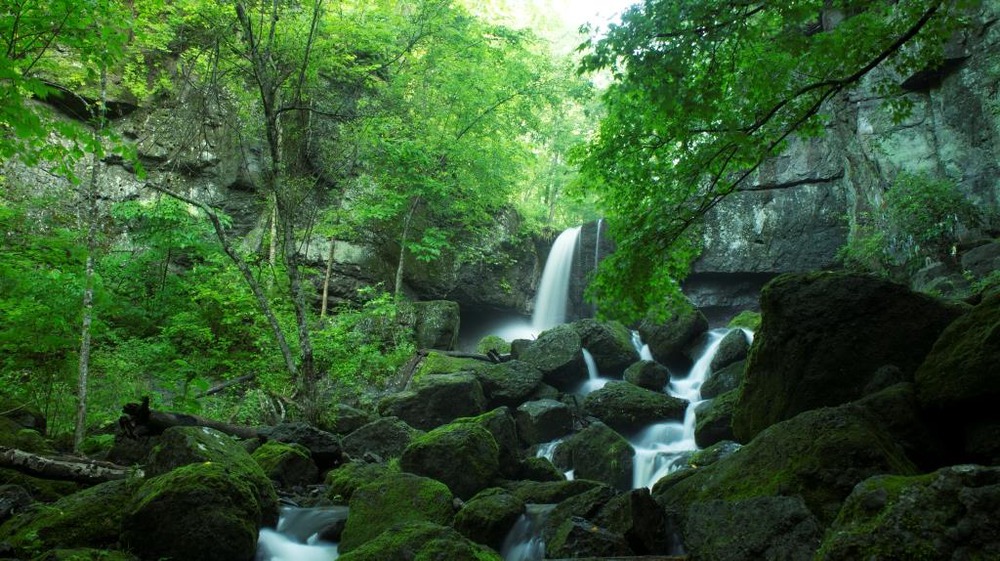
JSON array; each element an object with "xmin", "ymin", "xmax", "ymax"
[
  {"xmin": 251, "ymin": 441, "xmax": 318, "ymax": 487},
  {"xmin": 32, "ymin": 549, "xmax": 138, "ymax": 561},
  {"xmin": 583, "ymin": 381, "xmax": 688, "ymax": 433},
  {"xmin": 453, "ymin": 488, "xmax": 525, "ymax": 550},
  {"xmin": 338, "ymin": 521, "xmax": 501, "ymax": 561},
  {"xmin": 324, "ymin": 460, "xmax": 397, "ymax": 504},
  {"xmin": 400, "ymin": 421, "xmax": 500, "ymax": 500}
]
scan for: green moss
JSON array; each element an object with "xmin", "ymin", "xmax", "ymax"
[
  {"xmin": 338, "ymin": 521, "xmax": 501, "ymax": 561},
  {"xmin": 324, "ymin": 461, "xmax": 396, "ymax": 504},
  {"xmin": 401, "ymin": 422, "xmax": 500, "ymax": 500},
  {"xmin": 727, "ymin": 311, "xmax": 762, "ymax": 331},
  {"xmin": 475, "ymin": 335, "xmax": 511, "ymax": 355},
  {"xmin": 31, "ymin": 548, "xmax": 138, "ymax": 561},
  {"xmin": 251, "ymin": 441, "xmax": 316, "ymax": 485},
  {"xmin": 0, "ymin": 468, "xmax": 80, "ymax": 502},
  {"xmin": 415, "ymin": 352, "xmax": 486, "ymax": 380}
]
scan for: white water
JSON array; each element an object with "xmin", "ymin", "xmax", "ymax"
[
  {"xmin": 578, "ymin": 348, "xmax": 610, "ymax": 395},
  {"xmin": 500, "ymin": 504, "xmax": 556, "ymax": 561},
  {"xmin": 630, "ymin": 329, "xmax": 732, "ymax": 489},
  {"xmin": 630, "ymin": 330, "xmax": 654, "ymax": 361},
  {"xmin": 531, "ymin": 226, "xmax": 582, "ymax": 332},
  {"xmin": 256, "ymin": 506, "xmax": 348, "ymax": 561}
]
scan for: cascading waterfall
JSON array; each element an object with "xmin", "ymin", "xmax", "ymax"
[
  {"xmin": 256, "ymin": 506, "xmax": 348, "ymax": 560},
  {"xmin": 579, "ymin": 348, "xmax": 610, "ymax": 395},
  {"xmin": 531, "ymin": 226, "xmax": 582, "ymax": 332},
  {"xmin": 500, "ymin": 504, "xmax": 556, "ymax": 561}
]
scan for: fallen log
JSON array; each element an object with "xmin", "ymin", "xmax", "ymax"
[
  {"xmin": 196, "ymin": 374, "xmax": 256, "ymax": 398},
  {"xmin": 0, "ymin": 446, "xmax": 141, "ymax": 484},
  {"xmin": 120, "ymin": 397, "xmax": 260, "ymax": 440}
]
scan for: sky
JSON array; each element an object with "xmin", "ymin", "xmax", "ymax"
[{"xmin": 554, "ymin": 0, "xmax": 637, "ymax": 29}]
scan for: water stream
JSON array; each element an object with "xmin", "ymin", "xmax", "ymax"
[{"xmin": 256, "ymin": 506, "xmax": 347, "ymax": 561}]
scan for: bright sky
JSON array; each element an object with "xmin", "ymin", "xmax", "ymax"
[{"xmin": 555, "ymin": 0, "xmax": 637, "ymax": 29}]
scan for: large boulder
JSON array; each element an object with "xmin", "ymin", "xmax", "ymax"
[
  {"xmin": 378, "ymin": 372, "xmax": 487, "ymax": 431},
  {"xmin": 461, "ymin": 407, "xmax": 522, "ymax": 479},
  {"xmin": 556, "ymin": 421, "xmax": 635, "ymax": 491},
  {"xmin": 251, "ymin": 441, "xmax": 318, "ymax": 487},
  {"xmin": 401, "ymin": 421, "xmax": 500, "ymax": 500},
  {"xmin": 593, "ymin": 488, "xmax": 674, "ymax": 555},
  {"xmin": 324, "ymin": 460, "xmax": 396, "ymax": 504},
  {"xmin": 694, "ymin": 391, "xmax": 738, "ymax": 448},
  {"xmin": 340, "ymin": 416, "xmax": 422, "ymax": 461},
  {"xmin": 338, "ymin": 521, "xmax": 501, "ymax": 561},
  {"xmin": 409, "ymin": 300, "xmax": 460, "ymax": 350},
  {"xmin": 732, "ymin": 272, "xmax": 964, "ymax": 442},
  {"xmin": 319, "ymin": 403, "xmax": 375, "ymax": 436},
  {"xmin": 683, "ymin": 496, "xmax": 822, "ymax": 561},
  {"xmin": 854, "ymin": 382, "xmax": 947, "ymax": 470},
  {"xmin": 914, "ymin": 293, "xmax": 1000, "ymax": 462},
  {"xmin": 637, "ymin": 302, "xmax": 709, "ymax": 369},
  {"xmin": 541, "ymin": 484, "xmax": 629, "ymax": 558},
  {"xmin": 583, "ymin": 381, "xmax": 688, "ymax": 433},
  {"xmin": 623, "ymin": 361, "xmax": 671, "ymax": 391},
  {"xmin": 571, "ymin": 319, "xmax": 640, "ymax": 377},
  {"xmin": 0, "ymin": 480, "xmax": 131, "ymax": 556},
  {"xmin": 515, "ymin": 399, "xmax": 573, "ymax": 446},
  {"xmin": 474, "ymin": 360, "xmax": 544, "ymax": 409},
  {"xmin": 700, "ymin": 359, "xmax": 746, "ymax": 399},
  {"xmin": 519, "ymin": 325, "xmax": 587, "ymax": 391},
  {"xmin": 709, "ymin": 329, "xmax": 751, "ymax": 372},
  {"xmin": 258, "ymin": 422, "xmax": 344, "ymax": 471},
  {"xmin": 338, "ymin": 473, "xmax": 455, "ymax": 553},
  {"xmin": 818, "ymin": 465, "xmax": 1000, "ymax": 560},
  {"xmin": 453, "ymin": 488, "xmax": 525, "ymax": 550},
  {"xmin": 122, "ymin": 461, "xmax": 276, "ymax": 561}
]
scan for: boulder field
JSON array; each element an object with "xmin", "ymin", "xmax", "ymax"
[{"xmin": 0, "ymin": 272, "xmax": 998, "ymax": 560}]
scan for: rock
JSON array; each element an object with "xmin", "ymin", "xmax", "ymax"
[
  {"xmin": 474, "ymin": 360, "xmax": 544, "ymax": 409},
  {"xmin": 694, "ymin": 391, "xmax": 738, "ymax": 448},
  {"xmin": 33, "ymin": 550, "xmax": 138, "ymax": 561},
  {"xmin": 637, "ymin": 302, "xmax": 709, "ymax": 369},
  {"xmin": 571, "ymin": 319, "xmax": 640, "ymax": 377},
  {"xmin": 517, "ymin": 456, "xmax": 566, "ymax": 482},
  {"xmin": 476, "ymin": 334, "xmax": 511, "ymax": 354},
  {"xmin": 0, "ymin": 399, "xmax": 46, "ymax": 434},
  {"xmin": 623, "ymin": 361, "xmax": 671, "ymax": 391},
  {"xmin": 341, "ymin": 417, "xmax": 421, "ymax": 461},
  {"xmin": 400, "ymin": 421, "xmax": 500, "ymax": 500},
  {"xmin": 655, "ymin": 403, "xmax": 918, "ymax": 528},
  {"xmin": 583, "ymin": 381, "xmax": 688, "ymax": 433},
  {"xmin": 338, "ymin": 521, "xmax": 501, "ymax": 561},
  {"xmin": 687, "ymin": 440, "xmax": 742, "ymax": 468},
  {"xmin": 251, "ymin": 441, "xmax": 319, "ymax": 487},
  {"xmin": 258, "ymin": 422, "xmax": 344, "ymax": 471},
  {"xmin": 503, "ymin": 479, "xmax": 605, "ymax": 504},
  {"xmin": 519, "ymin": 324, "xmax": 587, "ymax": 391},
  {"xmin": 961, "ymin": 240, "xmax": 1000, "ymax": 278},
  {"xmin": 0, "ymin": 485, "xmax": 32, "ymax": 525},
  {"xmin": 700, "ymin": 359, "xmax": 745, "ymax": 399},
  {"xmin": 0, "ymin": 480, "xmax": 131, "ymax": 556},
  {"xmin": 684, "ymin": 496, "xmax": 822, "ymax": 561},
  {"xmin": 410, "ymin": 300, "xmax": 460, "ymax": 350},
  {"xmin": 453, "ymin": 488, "xmax": 525, "ymax": 550},
  {"xmin": 515, "ymin": 399, "xmax": 573, "ymax": 446},
  {"xmin": 542, "ymin": 484, "xmax": 626, "ymax": 556},
  {"xmin": 461, "ymin": 407, "xmax": 521, "ymax": 479},
  {"xmin": 122, "ymin": 461, "xmax": 277, "ymax": 561},
  {"xmin": 854, "ymin": 382, "xmax": 947, "ymax": 470},
  {"xmin": 726, "ymin": 311, "xmax": 762, "ymax": 332},
  {"xmin": 319, "ymin": 403, "xmax": 375, "ymax": 436},
  {"xmin": 378, "ymin": 372, "xmax": 487, "ymax": 431},
  {"xmin": 324, "ymin": 460, "xmax": 395, "ymax": 504},
  {"xmin": 338, "ymin": 473, "xmax": 455, "ymax": 553},
  {"xmin": 0, "ymin": 418, "xmax": 51, "ymax": 455},
  {"xmin": 0, "ymin": 469, "xmax": 78, "ymax": 503},
  {"xmin": 709, "ymin": 329, "xmax": 751, "ymax": 372},
  {"xmin": 558, "ymin": 422, "xmax": 635, "ymax": 491},
  {"xmin": 914, "ymin": 293, "xmax": 1000, "ymax": 461},
  {"xmin": 594, "ymin": 488, "xmax": 673, "ymax": 555},
  {"xmin": 546, "ymin": 516, "xmax": 633, "ymax": 559},
  {"xmin": 817, "ymin": 465, "xmax": 1000, "ymax": 560},
  {"xmin": 732, "ymin": 272, "xmax": 964, "ymax": 442}
]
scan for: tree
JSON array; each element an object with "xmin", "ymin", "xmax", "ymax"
[{"xmin": 577, "ymin": 0, "xmax": 971, "ymax": 322}]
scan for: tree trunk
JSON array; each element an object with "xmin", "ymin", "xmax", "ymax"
[
  {"xmin": 395, "ymin": 197, "xmax": 420, "ymax": 302},
  {"xmin": 120, "ymin": 397, "xmax": 260, "ymax": 440},
  {"xmin": 321, "ymin": 235, "xmax": 336, "ymax": 318},
  {"xmin": 0, "ymin": 446, "xmax": 140, "ymax": 484}
]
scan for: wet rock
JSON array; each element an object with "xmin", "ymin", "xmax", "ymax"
[
  {"xmin": 453, "ymin": 488, "xmax": 525, "ymax": 550},
  {"xmin": 33, "ymin": 549, "xmax": 137, "ymax": 561},
  {"xmin": 259, "ymin": 422, "xmax": 344, "ymax": 471},
  {"xmin": 341, "ymin": 416, "xmax": 421, "ymax": 462},
  {"xmin": 732, "ymin": 272, "xmax": 964, "ymax": 442},
  {"xmin": 503, "ymin": 479, "xmax": 604, "ymax": 504},
  {"xmin": 474, "ymin": 360, "xmax": 544, "ymax": 409},
  {"xmin": 461, "ymin": 407, "xmax": 521, "ymax": 479},
  {"xmin": 546, "ymin": 516, "xmax": 633, "ymax": 559},
  {"xmin": 324, "ymin": 460, "xmax": 395, "ymax": 504},
  {"xmin": 684, "ymin": 496, "xmax": 822, "ymax": 561},
  {"xmin": 594, "ymin": 488, "xmax": 673, "ymax": 555},
  {"xmin": 519, "ymin": 325, "xmax": 587, "ymax": 391},
  {"xmin": 338, "ymin": 521, "xmax": 501, "ymax": 561},
  {"xmin": 401, "ymin": 421, "xmax": 500, "ymax": 500},
  {"xmin": 517, "ymin": 456, "xmax": 566, "ymax": 482},
  {"xmin": 583, "ymin": 381, "xmax": 688, "ymax": 433},
  {"xmin": 694, "ymin": 391, "xmax": 738, "ymax": 448},
  {"xmin": 700, "ymin": 359, "xmax": 745, "ymax": 399},
  {"xmin": 338, "ymin": 473, "xmax": 455, "ymax": 554},
  {"xmin": 251, "ymin": 441, "xmax": 319, "ymax": 487},
  {"xmin": 688, "ymin": 440, "xmax": 742, "ymax": 467},
  {"xmin": 818, "ymin": 465, "xmax": 1000, "ymax": 560},
  {"xmin": 558, "ymin": 421, "xmax": 635, "ymax": 491},
  {"xmin": 709, "ymin": 329, "xmax": 751, "ymax": 372},
  {"xmin": 637, "ymin": 302, "xmax": 709, "ymax": 370},
  {"xmin": 378, "ymin": 372, "xmax": 487, "ymax": 431},
  {"xmin": 623, "ymin": 360, "xmax": 671, "ymax": 391},
  {"xmin": 515, "ymin": 399, "xmax": 573, "ymax": 446},
  {"xmin": 571, "ymin": 319, "xmax": 640, "ymax": 377}
]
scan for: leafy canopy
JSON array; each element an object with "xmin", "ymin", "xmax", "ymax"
[{"xmin": 577, "ymin": 0, "xmax": 972, "ymax": 322}]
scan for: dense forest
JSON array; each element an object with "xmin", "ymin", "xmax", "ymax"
[{"xmin": 0, "ymin": 0, "xmax": 988, "ymax": 456}]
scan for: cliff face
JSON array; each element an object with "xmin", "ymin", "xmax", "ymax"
[{"xmin": 686, "ymin": 3, "xmax": 1000, "ymax": 321}]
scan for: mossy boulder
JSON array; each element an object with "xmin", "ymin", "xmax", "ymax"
[
  {"xmin": 683, "ymin": 496, "xmax": 822, "ymax": 561},
  {"xmin": 319, "ymin": 403, "xmax": 375, "ymax": 436},
  {"xmin": 414, "ymin": 351, "xmax": 484, "ymax": 377},
  {"xmin": 593, "ymin": 488, "xmax": 673, "ymax": 555},
  {"xmin": 410, "ymin": 300, "xmax": 460, "ymax": 350},
  {"xmin": 338, "ymin": 473, "xmax": 455, "ymax": 553},
  {"xmin": 732, "ymin": 272, "xmax": 964, "ymax": 443},
  {"xmin": 623, "ymin": 361, "xmax": 670, "ymax": 391},
  {"xmin": 400, "ymin": 421, "xmax": 500, "ymax": 500},
  {"xmin": 709, "ymin": 328, "xmax": 751, "ymax": 372},
  {"xmin": 476, "ymin": 334, "xmax": 511, "ymax": 355},
  {"xmin": 0, "ymin": 480, "xmax": 132, "ymax": 556},
  {"xmin": 324, "ymin": 460, "xmax": 396, "ymax": 504},
  {"xmin": 0, "ymin": 417, "xmax": 51, "ymax": 455},
  {"xmin": 338, "ymin": 521, "xmax": 501, "ymax": 561},
  {"xmin": 637, "ymin": 301, "xmax": 709, "ymax": 370},
  {"xmin": 460, "ymin": 407, "xmax": 521, "ymax": 479},
  {"xmin": 474, "ymin": 360, "xmax": 544, "ymax": 409},
  {"xmin": 258, "ymin": 422, "xmax": 343, "ymax": 471},
  {"xmin": 378, "ymin": 372, "xmax": 487, "ymax": 431},
  {"xmin": 726, "ymin": 310, "xmax": 762, "ymax": 331},
  {"xmin": 817, "ymin": 465, "xmax": 1000, "ymax": 560},
  {"xmin": 502, "ymin": 479, "xmax": 604, "ymax": 504},
  {"xmin": 583, "ymin": 381, "xmax": 688, "ymax": 433},
  {"xmin": 122, "ymin": 461, "xmax": 277, "ymax": 561},
  {"xmin": 0, "ymin": 469, "xmax": 79, "ymax": 503},
  {"xmin": 453, "ymin": 488, "xmax": 525, "ymax": 550},
  {"xmin": 557, "ymin": 421, "xmax": 635, "ymax": 491},
  {"xmin": 700, "ymin": 359, "xmax": 746, "ymax": 399},
  {"xmin": 854, "ymin": 382, "xmax": 947, "ymax": 470},
  {"xmin": 340, "ymin": 416, "xmax": 422, "ymax": 462},
  {"xmin": 519, "ymin": 324, "xmax": 587, "ymax": 391},
  {"xmin": 515, "ymin": 399, "xmax": 573, "ymax": 446},
  {"xmin": 0, "ymin": 484, "xmax": 33, "ymax": 524},
  {"xmin": 571, "ymin": 319, "xmax": 640, "ymax": 377},
  {"xmin": 33, "ymin": 549, "xmax": 138, "ymax": 561},
  {"xmin": 694, "ymin": 391, "xmax": 738, "ymax": 448},
  {"xmin": 0, "ymin": 399, "xmax": 46, "ymax": 433},
  {"xmin": 545, "ymin": 516, "xmax": 633, "ymax": 559},
  {"xmin": 654, "ymin": 403, "xmax": 918, "ymax": 528},
  {"xmin": 251, "ymin": 441, "xmax": 318, "ymax": 487},
  {"xmin": 517, "ymin": 456, "xmax": 566, "ymax": 482}
]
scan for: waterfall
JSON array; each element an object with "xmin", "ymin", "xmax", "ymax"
[
  {"xmin": 256, "ymin": 506, "xmax": 347, "ymax": 561},
  {"xmin": 500, "ymin": 504, "xmax": 556, "ymax": 561},
  {"xmin": 531, "ymin": 226, "xmax": 582, "ymax": 332}
]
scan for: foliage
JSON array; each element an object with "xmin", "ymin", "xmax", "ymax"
[
  {"xmin": 838, "ymin": 172, "xmax": 982, "ymax": 275},
  {"xmin": 577, "ymin": 0, "xmax": 972, "ymax": 322}
]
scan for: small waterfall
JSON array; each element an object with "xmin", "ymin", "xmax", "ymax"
[
  {"xmin": 501, "ymin": 504, "xmax": 556, "ymax": 561},
  {"xmin": 256, "ymin": 506, "xmax": 348, "ymax": 561},
  {"xmin": 631, "ymin": 328, "xmax": 731, "ymax": 489},
  {"xmin": 579, "ymin": 348, "xmax": 609, "ymax": 395},
  {"xmin": 532, "ymin": 226, "xmax": 582, "ymax": 332},
  {"xmin": 630, "ymin": 330, "xmax": 654, "ymax": 361}
]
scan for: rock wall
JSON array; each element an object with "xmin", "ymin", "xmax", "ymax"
[{"xmin": 686, "ymin": 3, "xmax": 1000, "ymax": 321}]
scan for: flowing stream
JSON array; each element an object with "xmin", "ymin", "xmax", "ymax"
[{"xmin": 256, "ymin": 506, "xmax": 347, "ymax": 561}]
